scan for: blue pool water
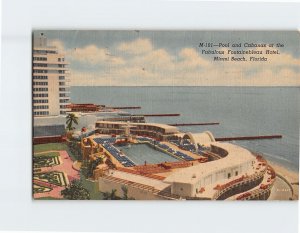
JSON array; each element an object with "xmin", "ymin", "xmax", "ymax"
[{"xmin": 116, "ymin": 143, "xmax": 179, "ymax": 165}]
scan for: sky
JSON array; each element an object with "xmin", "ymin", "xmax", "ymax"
[{"xmin": 34, "ymin": 30, "xmax": 300, "ymax": 86}]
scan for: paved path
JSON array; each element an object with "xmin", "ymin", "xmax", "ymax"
[{"xmin": 269, "ymin": 177, "xmax": 293, "ymax": 200}]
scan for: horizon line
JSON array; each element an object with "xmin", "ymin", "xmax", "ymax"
[{"xmin": 70, "ymin": 85, "xmax": 300, "ymax": 87}]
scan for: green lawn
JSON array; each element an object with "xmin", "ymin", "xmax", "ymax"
[
  {"xmin": 33, "ymin": 151, "xmax": 60, "ymax": 157},
  {"xmin": 33, "ymin": 142, "xmax": 80, "ymax": 161},
  {"xmin": 33, "ymin": 143, "xmax": 69, "ymax": 153}
]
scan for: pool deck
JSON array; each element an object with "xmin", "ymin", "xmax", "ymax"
[{"xmin": 163, "ymin": 142, "xmax": 205, "ymax": 160}]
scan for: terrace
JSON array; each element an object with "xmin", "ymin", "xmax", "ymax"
[
  {"xmin": 102, "ymin": 143, "xmax": 135, "ymax": 167},
  {"xmin": 234, "ymin": 165, "xmax": 276, "ymax": 200},
  {"xmin": 137, "ymin": 136, "xmax": 195, "ymax": 161},
  {"xmin": 169, "ymin": 139, "xmax": 209, "ymax": 158}
]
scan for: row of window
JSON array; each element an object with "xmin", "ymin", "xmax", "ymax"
[
  {"xmin": 33, "ymin": 75, "xmax": 47, "ymax": 80},
  {"xmin": 60, "ymin": 105, "xmax": 68, "ymax": 109},
  {"xmin": 33, "ymin": 88, "xmax": 48, "ymax": 92},
  {"xmin": 34, "ymin": 111, "xmax": 49, "ymax": 116},
  {"xmin": 59, "ymin": 93, "xmax": 69, "ymax": 97},
  {"xmin": 33, "ymin": 99, "xmax": 48, "ymax": 103},
  {"xmin": 33, "ymin": 70, "xmax": 47, "ymax": 73},
  {"xmin": 33, "ymin": 57, "xmax": 47, "ymax": 61},
  {"xmin": 34, "ymin": 63, "xmax": 48, "ymax": 67},
  {"xmin": 34, "ymin": 50, "xmax": 56, "ymax": 54},
  {"xmin": 59, "ymin": 88, "xmax": 69, "ymax": 92},
  {"xmin": 33, "ymin": 64, "xmax": 66, "ymax": 68},
  {"xmin": 33, "ymin": 76, "xmax": 67, "ymax": 80},
  {"xmin": 33, "ymin": 82, "xmax": 48, "ymax": 86},
  {"xmin": 58, "ymin": 58, "xmax": 65, "ymax": 62},
  {"xmin": 60, "ymin": 99, "xmax": 69, "ymax": 103},
  {"xmin": 33, "ymin": 93, "xmax": 48, "ymax": 97},
  {"xmin": 33, "ymin": 105, "xmax": 49, "ymax": 110},
  {"xmin": 33, "ymin": 70, "xmax": 66, "ymax": 74}
]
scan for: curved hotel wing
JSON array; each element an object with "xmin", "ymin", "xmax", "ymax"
[
  {"xmin": 91, "ymin": 121, "xmax": 272, "ymax": 200},
  {"xmin": 163, "ymin": 142, "xmax": 255, "ymax": 198}
]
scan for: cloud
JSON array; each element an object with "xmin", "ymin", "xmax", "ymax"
[
  {"xmin": 50, "ymin": 40, "xmax": 125, "ymax": 65},
  {"xmin": 117, "ymin": 38, "xmax": 153, "ymax": 55},
  {"xmin": 49, "ymin": 40, "xmax": 65, "ymax": 53},
  {"xmin": 179, "ymin": 48, "xmax": 211, "ymax": 67},
  {"xmin": 50, "ymin": 38, "xmax": 300, "ymax": 87},
  {"xmin": 69, "ymin": 45, "xmax": 125, "ymax": 65}
]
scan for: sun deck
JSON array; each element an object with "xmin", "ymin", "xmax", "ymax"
[{"xmin": 164, "ymin": 142, "xmax": 255, "ymax": 185}]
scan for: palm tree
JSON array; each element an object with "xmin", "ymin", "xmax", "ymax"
[
  {"xmin": 121, "ymin": 185, "xmax": 128, "ymax": 200},
  {"xmin": 121, "ymin": 185, "xmax": 135, "ymax": 200},
  {"xmin": 66, "ymin": 113, "xmax": 79, "ymax": 131}
]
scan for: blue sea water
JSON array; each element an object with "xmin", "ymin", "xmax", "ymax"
[{"xmin": 71, "ymin": 86, "xmax": 300, "ymax": 171}]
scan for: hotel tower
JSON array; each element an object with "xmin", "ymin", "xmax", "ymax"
[{"xmin": 33, "ymin": 33, "xmax": 70, "ymax": 116}]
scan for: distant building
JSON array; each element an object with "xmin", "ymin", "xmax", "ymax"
[
  {"xmin": 67, "ymin": 103, "xmax": 104, "ymax": 112},
  {"xmin": 95, "ymin": 120, "xmax": 180, "ymax": 140},
  {"xmin": 33, "ymin": 33, "xmax": 70, "ymax": 116}
]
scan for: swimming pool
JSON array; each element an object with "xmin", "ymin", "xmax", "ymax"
[{"xmin": 116, "ymin": 143, "xmax": 179, "ymax": 165}]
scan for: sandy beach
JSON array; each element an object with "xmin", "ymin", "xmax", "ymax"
[{"xmin": 268, "ymin": 160, "xmax": 299, "ymax": 200}]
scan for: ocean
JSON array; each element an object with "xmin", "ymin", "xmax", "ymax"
[{"xmin": 71, "ymin": 86, "xmax": 300, "ymax": 171}]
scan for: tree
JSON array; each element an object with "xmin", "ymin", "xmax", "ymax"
[
  {"xmin": 103, "ymin": 189, "xmax": 118, "ymax": 200},
  {"xmin": 121, "ymin": 185, "xmax": 128, "ymax": 200},
  {"xmin": 61, "ymin": 179, "xmax": 90, "ymax": 200},
  {"xmin": 66, "ymin": 113, "xmax": 79, "ymax": 131},
  {"xmin": 87, "ymin": 157, "xmax": 103, "ymax": 178},
  {"xmin": 68, "ymin": 140, "xmax": 82, "ymax": 161},
  {"xmin": 121, "ymin": 185, "xmax": 135, "ymax": 200}
]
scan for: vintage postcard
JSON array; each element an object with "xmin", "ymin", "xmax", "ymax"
[{"xmin": 32, "ymin": 30, "xmax": 299, "ymax": 200}]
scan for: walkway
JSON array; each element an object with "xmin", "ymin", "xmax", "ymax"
[
  {"xmin": 34, "ymin": 150, "xmax": 80, "ymax": 199},
  {"xmin": 269, "ymin": 176, "xmax": 293, "ymax": 200}
]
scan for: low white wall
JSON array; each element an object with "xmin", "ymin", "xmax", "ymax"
[
  {"xmin": 171, "ymin": 182, "xmax": 193, "ymax": 197},
  {"xmin": 99, "ymin": 178, "xmax": 166, "ymax": 200},
  {"xmin": 34, "ymin": 114, "xmax": 97, "ymax": 130},
  {"xmin": 171, "ymin": 160, "xmax": 254, "ymax": 197}
]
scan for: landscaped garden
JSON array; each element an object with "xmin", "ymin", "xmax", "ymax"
[
  {"xmin": 33, "ymin": 183, "xmax": 52, "ymax": 194},
  {"xmin": 33, "ymin": 152, "xmax": 60, "ymax": 168},
  {"xmin": 33, "ymin": 141, "xmax": 104, "ymax": 199},
  {"xmin": 34, "ymin": 171, "xmax": 69, "ymax": 187}
]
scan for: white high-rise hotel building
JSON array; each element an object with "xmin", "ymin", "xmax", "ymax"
[{"xmin": 33, "ymin": 33, "xmax": 70, "ymax": 116}]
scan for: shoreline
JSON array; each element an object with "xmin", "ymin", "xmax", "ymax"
[{"xmin": 267, "ymin": 160, "xmax": 299, "ymax": 200}]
